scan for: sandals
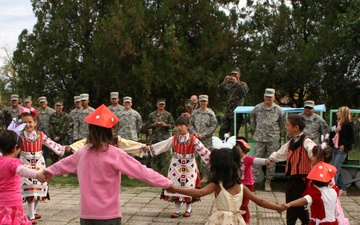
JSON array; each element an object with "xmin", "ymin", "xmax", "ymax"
[
  {"xmin": 183, "ymin": 210, "xmax": 192, "ymax": 217},
  {"xmin": 170, "ymin": 212, "xmax": 181, "ymax": 218}
]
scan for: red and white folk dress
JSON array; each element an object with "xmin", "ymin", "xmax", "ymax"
[
  {"xmin": 150, "ymin": 133, "xmax": 210, "ymax": 203},
  {"xmin": 20, "ymin": 130, "xmax": 65, "ymax": 202}
]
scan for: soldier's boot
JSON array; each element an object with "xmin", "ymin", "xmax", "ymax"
[{"xmin": 265, "ymin": 179, "xmax": 272, "ymax": 192}]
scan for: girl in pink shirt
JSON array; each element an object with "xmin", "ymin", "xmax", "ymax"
[
  {"xmin": 44, "ymin": 104, "xmax": 172, "ymax": 225},
  {"xmin": 235, "ymin": 137, "xmax": 267, "ymax": 224},
  {"xmin": 0, "ymin": 130, "xmax": 47, "ymax": 225}
]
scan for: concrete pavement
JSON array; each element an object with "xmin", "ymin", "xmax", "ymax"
[{"xmin": 29, "ymin": 185, "xmax": 360, "ymax": 225}]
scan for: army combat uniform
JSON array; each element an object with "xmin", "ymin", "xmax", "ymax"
[
  {"xmin": 189, "ymin": 108, "xmax": 218, "ymax": 149},
  {"xmin": 49, "ymin": 111, "xmax": 70, "ymax": 163},
  {"xmin": 250, "ymin": 102, "xmax": 285, "ymax": 181},
  {"xmin": 218, "ymin": 80, "xmax": 249, "ymax": 138},
  {"xmin": 73, "ymin": 107, "xmax": 95, "ymax": 141},
  {"xmin": 117, "ymin": 109, "xmax": 142, "ymax": 141},
  {"xmin": 299, "ymin": 112, "xmax": 329, "ymax": 146},
  {"xmin": 146, "ymin": 110, "xmax": 175, "ymax": 171},
  {"xmin": 108, "ymin": 104, "xmax": 124, "ymax": 135}
]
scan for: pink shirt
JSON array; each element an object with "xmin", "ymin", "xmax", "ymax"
[
  {"xmin": 0, "ymin": 157, "xmax": 38, "ymax": 207},
  {"xmin": 241, "ymin": 156, "xmax": 255, "ymax": 185},
  {"xmin": 45, "ymin": 145, "xmax": 172, "ymax": 220}
]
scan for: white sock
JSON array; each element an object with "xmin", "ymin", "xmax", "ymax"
[
  {"xmin": 175, "ymin": 202, "xmax": 181, "ymax": 213},
  {"xmin": 186, "ymin": 203, "xmax": 192, "ymax": 212},
  {"xmin": 28, "ymin": 202, "xmax": 35, "ymax": 219}
]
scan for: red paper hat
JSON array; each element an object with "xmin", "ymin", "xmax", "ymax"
[
  {"xmin": 84, "ymin": 104, "xmax": 119, "ymax": 128},
  {"xmin": 307, "ymin": 161, "xmax": 337, "ymax": 183}
]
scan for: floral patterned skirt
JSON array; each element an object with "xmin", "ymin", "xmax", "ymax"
[{"xmin": 0, "ymin": 206, "xmax": 32, "ymax": 225}]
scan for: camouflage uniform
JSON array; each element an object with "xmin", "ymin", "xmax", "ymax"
[
  {"xmin": 189, "ymin": 108, "xmax": 218, "ymax": 148},
  {"xmin": 69, "ymin": 108, "xmax": 81, "ymax": 143},
  {"xmin": 73, "ymin": 107, "xmax": 95, "ymax": 141},
  {"xmin": 37, "ymin": 107, "xmax": 56, "ymax": 136},
  {"xmin": 0, "ymin": 105, "xmax": 7, "ymax": 131},
  {"xmin": 108, "ymin": 104, "xmax": 124, "ymax": 135},
  {"xmin": 146, "ymin": 110, "xmax": 175, "ymax": 171},
  {"xmin": 118, "ymin": 109, "xmax": 142, "ymax": 141},
  {"xmin": 218, "ymin": 80, "xmax": 249, "ymax": 138},
  {"xmin": 299, "ymin": 112, "xmax": 329, "ymax": 145},
  {"xmin": 49, "ymin": 111, "xmax": 70, "ymax": 164},
  {"xmin": 6, "ymin": 105, "xmax": 23, "ymax": 124},
  {"xmin": 250, "ymin": 102, "xmax": 285, "ymax": 181}
]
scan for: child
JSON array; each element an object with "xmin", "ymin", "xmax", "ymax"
[
  {"xmin": 235, "ymin": 136, "xmax": 267, "ymax": 224},
  {"xmin": 0, "ymin": 130, "xmax": 47, "ymax": 225},
  {"xmin": 266, "ymin": 114, "xmax": 317, "ymax": 225},
  {"xmin": 145, "ymin": 116, "xmax": 211, "ymax": 218},
  {"xmin": 311, "ymin": 142, "xmax": 349, "ymax": 225},
  {"xmin": 19, "ymin": 110, "xmax": 70, "ymax": 224},
  {"xmin": 169, "ymin": 145, "xmax": 284, "ymax": 225},
  {"xmin": 43, "ymin": 104, "xmax": 172, "ymax": 224},
  {"xmin": 284, "ymin": 161, "xmax": 339, "ymax": 225}
]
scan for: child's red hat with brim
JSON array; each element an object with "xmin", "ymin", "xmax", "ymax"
[
  {"xmin": 84, "ymin": 104, "xmax": 119, "ymax": 128},
  {"xmin": 307, "ymin": 161, "xmax": 337, "ymax": 183}
]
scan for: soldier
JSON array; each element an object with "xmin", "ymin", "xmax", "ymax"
[
  {"xmin": 189, "ymin": 94, "xmax": 217, "ymax": 182},
  {"xmin": 73, "ymin": 93, "xmax": 94, "ymax": 141},
  {"xmin": 146, "ymin": 98, "xmax": 175, "ymax": 171},
  {"xmin": 299, "ymin": 100, "xmax": 329, "ymax": 145},
  {"xmin": 218, "ymin": 67, "xmax": 249, "ymax": 138},
  {"xmin": 69, "ymin": 96, "xmax": 82, "ymax": 143},
  {"xmin": 0, "ymin": 95, "xmax": 6, "ymax": 131},
  {"xmin": 181, "ymin": 99, "xmax": 194, "ymax": 118},
  {"xmin": 6, "ymin": 94, "xmax": 23, "ymax": 124},
  {"xmin": 251, "ymin": 88, "xmax": 285, "ymax": 192},
  {"xmin": 108, "ymin": 92, "xmax": 124, "ymax": 135},
  {"xmin": 37, "ymin": 96, "xmax": 56, "ymax": 160},
  {"xmin": 23, "ymin": 96, "xmax": 36, "ymax": 111},
  {"xmin": 49, "ymin": 100, "xmax": 70, "ymax": 164},
  {"xmin": 117, "ymin": 96, "xmax": 142, "ymax": 141}
]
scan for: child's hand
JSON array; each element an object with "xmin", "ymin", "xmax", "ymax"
[
  {"xmin": 36, "ymin": 171, "xmax": 48, "ymax": 183},
  {"xmin": 284, "ymin": 203, "xmax": 290, "ymax": 209},
  {"xmin": 65, "ymin": 146, "xmax": 72, "ymax": 152},
  {"xmin": 265, "ymin": 159, "xmax": 271, "ymax": 166},
  {"xmin": 277, "ymin": 203, "xmax": 286, "ymax": 213},
  {"xmin": 143, "ymin": 146, "xmax": 149, "ymax": 152},
  {"xmin": 165, "ymin": 184, "xmax": 177, "ymax": 193}
]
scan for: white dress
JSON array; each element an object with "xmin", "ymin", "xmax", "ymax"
[{"xmin": 206, "ymin": 182, "xmax": 246, "ymax": 225}]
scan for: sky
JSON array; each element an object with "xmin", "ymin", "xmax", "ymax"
[{"xmin": 0, "ymin": 0, "xmax": 36, "ymax": 66}]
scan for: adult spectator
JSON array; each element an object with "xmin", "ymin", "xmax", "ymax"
[
  {"xmin": 0, "ymin": 96, "xmax": 6, "ymax": 131},
  {"xmin": 73, "ymin": 93, "xmax": 95, "ymax": 141},
  {"xmin": 108, "ymin": 92, "xmax": 124, "ymax": 135},
  {"xmin": 69, "ymin": 96, "xmax": 82, "ymax": 143},
  {"xmin": 6, "ymin": 94, "xmax": 23, "ymax": 124},
  {"xmin": 251, "ymin": 88, "xmax": 285, "ymax": 192},
  {"xmin": 190, "ymin": 95, "xmax": 199, "ymax": 110},
  {"xmin": 23, "ymin": 96, "xmax": 35, "ymax": 110},
  {"xmin": 146, "ymin": 98, "xmax": 175, "ymax": 171},
  {"xmin": 118, "ymin": 96, "xmax": 142, "ymax": 141},
  {"xmin": 49, "ymin": 100, "xmax": 70, "ymax": 164},
  {"xmin": 189, "ymin": 94, "xmax": 218, "ymax": 182},
  {"xmin": 299, "ymin": 100, "xmax": 329, "ymax": 145},
  {"xmin": 218, "ymin": 67, "xmax": 249, "ymax": 139}
]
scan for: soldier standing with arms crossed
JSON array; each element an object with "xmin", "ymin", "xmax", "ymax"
[{"xmin": 251, "ymin": 88, "xmax": 285, "ymax": 192}]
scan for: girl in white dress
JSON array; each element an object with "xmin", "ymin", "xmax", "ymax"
[{"xmin": 169, "ymin": 144, "xmax": 284, "ymax": 225}]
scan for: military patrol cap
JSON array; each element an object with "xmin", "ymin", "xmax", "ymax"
[
  {"xmin": 10, "ymin": 94, "xmax": 19, "ymax": 101},
  {"xmin": 185, "ymin": 99, "xmax": 193, "ymax": 107},
  {"xmin": 304, "ymin": 100, "xmax": 315, "ymax": 108},
  {"xmin": 24, "ymin": 96, "xmax": 32, "ymax": 103},
  {"xmin": 264, "ymin": 88, "xmax": 275, "ymax": 97},
  {"xmin": 123, "ymin": 96, "xmax": 132, "ymax": 103},
  {"xmin": 199, "ymin": 95, "xmax": 208, "ymax": 102},
  {"xmin": 38, "ymin": 96, "xmax": 47, "ymax": 103},
  {"xmin": 230, "ymin": 67, "xmax": 240, "ymax": 74},
  {"xmin": 55, "ymin": 100, "xmax": 63, "ymax": 106},
  {"xmin": 110, "ymin": 92, "xmax": 119, "ymax": 99},
  {"xmin": 74, "ymin": 96, "xmax": 81, "ymax": 103},
  {"xmin": 157, "ymin": 98, "xmax": 166, "ymax": 104},
  {"xmin": 85, "ymin": 104, "xmax": 119, "ymax": 128},
  {"xmin": 80, "ymin": 93, "xmax": 89, "ymax": 101}
]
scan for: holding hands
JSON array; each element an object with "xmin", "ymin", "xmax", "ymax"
[{"xmin": 36, "ymin": 171, "xmax": 48, "ymax": 183}]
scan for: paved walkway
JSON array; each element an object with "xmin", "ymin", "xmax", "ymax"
[{"xmin": 30, "ymin": 186, "xmax": 359, "ymax": 225}]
